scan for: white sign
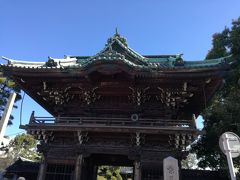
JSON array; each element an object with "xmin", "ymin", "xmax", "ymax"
[
  {"xmin": 219, "ymin": 132, "xmax": 240, "ymax": 180},
  {"xmin": 163, "ymin": 156, "xmax": 179, "ymax": 180},
  {"xmin": 219, "ymin": 132, "xmax": 240, "ymax": 158}
]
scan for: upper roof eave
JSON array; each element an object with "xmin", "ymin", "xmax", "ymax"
[
  {"xmin": 0, "ymin": 56, "xmax": 232, "ymax": 72},
  {"xmin": 1, "ymin": 32, "xmax": 234, "ymax": 72}
]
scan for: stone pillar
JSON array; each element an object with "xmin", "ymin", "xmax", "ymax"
[
  {"xmin": 163, "ymin": 156, "xmax": 179, "ymax": 180},
  {"xmin": 37, "ymin": 159, "xmax": 47, "ymax": 180},
  {"xmin": 74, "ymin": 154, "xmax": 83, "ymax": 180},
  {"xmin": 134, "ymin": 160, "xmax": 141, "ymax": 180}
]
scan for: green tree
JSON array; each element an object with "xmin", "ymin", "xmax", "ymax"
[
  {"xmin": 0, "ymin": 74, "xmax": 21, "ymax": 125},
  {"xmin": 205, "ymin": 28, "xmax": 230, "ymax": 60},
  {"xmin": 191, "ymin": 17, "xmax": 240, "ymax": 172},
  {"xmin": 181, "ymin": 153, "xmax": 198, "ymax": 169},
  {"xmin": 0, "ymin": 134, "xmax": 41, "ymax": 172},
  {"xmin": 98, "ymin": 166, "xmax": 123, "ymax": 180},
  {"xmin": 7, "ymin": 134, "xmax": 40, "ymax": 160}
]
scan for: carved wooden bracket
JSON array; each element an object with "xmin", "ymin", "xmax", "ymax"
[
  {"xmin": 38, "ymin": 84, "xmax": 101, "ymax": 106},
  {"xmin": 131, "ymin": 132, "xmax": 145, "ymax": 146},
  {"xmin": 28, "ymin": 130, "xmax": 54, "ymax": 143},
  {"xmin": 77, "ymin": 131, "xmax": 89, "ymax": 144},
  {"xmin": 128, "ymin": 87, "xmax": 150, "ymax": 106},
  {"xmin": 157, "ymin": 82, "xmax": 194, "ymax": 109},
  {"xmin": 168, "ymin": 133, "xmax": 193, "ymax": 150},
  {"xmin": 81, "ymin": 87, "xmax": 100, "ymax": 105}
]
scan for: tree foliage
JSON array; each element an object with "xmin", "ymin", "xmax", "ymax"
[
  {"xmin": 0, "ymin": 134, "xmax": 41, "ymax": 172},
  {"xmin": 191, "ymin": 17, "xmax": 240, "ymax": 171},
  {"xmin": 205, "ymin": 28, "xmax": 230, "ymax": 60},
  {"xmin": 181, "ymin": 153, "xmax": 198, "ymax": 169},
  {"xmin": 7, "ymin": 134, "xmax": 40, "ymax": 160},
  {"xmin": 0, "ymin": 75, "xmax": 21, "ymax": 125},
  {"xmin": 97, "ymin": 166, "xmax": 123, "ymax": 180}
]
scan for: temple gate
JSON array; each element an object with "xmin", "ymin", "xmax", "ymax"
[{"xmin": 1, "ymin": 32, "xmax": 232, "ymax": 180}]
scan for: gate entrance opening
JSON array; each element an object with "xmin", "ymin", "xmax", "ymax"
[{"xmin": 82, "ymin": 154, "xmax": 134, "ymax": 180}]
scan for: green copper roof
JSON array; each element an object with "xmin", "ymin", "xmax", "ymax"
[{"xmin": 1, "ymin": 32, "xmax": 233, "ymax": 70}]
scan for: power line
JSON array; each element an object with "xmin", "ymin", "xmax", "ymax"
[{"xmin": 20, "ymin": 92, "xmax": 26, "ymax": 126}]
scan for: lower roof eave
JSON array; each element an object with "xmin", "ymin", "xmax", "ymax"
[{"xmin": 20, "ymin": 124, "xmax": 200, "ymax": 135}]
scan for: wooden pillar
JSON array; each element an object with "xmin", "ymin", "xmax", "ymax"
[
  {"xmin": 37, "ymin": 159, "xmax": 47, "ymax": 180},
  {"xmin": 75, "ymin": 154, "xmax": 83, "ymax": 180},
  {"xmin": 93, "ymin": 165, "xmax": 98, "ymax": 180},
  {"xmin": 134, "ymin": 160, "xmax": 141, "ymax": 180}
]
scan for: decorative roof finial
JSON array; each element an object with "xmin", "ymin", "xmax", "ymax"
[
  {"xmin": 115, "ymin": 27, "xmax": 119, "ymax": 37},
  {"xmin": 106, "ymin": 28, "xmax": 128, "ymax": 47}
]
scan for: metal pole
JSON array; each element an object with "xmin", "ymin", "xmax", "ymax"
[{"xmin": 224, "ymin": 134, "xmax": 236, "ymax": 180}]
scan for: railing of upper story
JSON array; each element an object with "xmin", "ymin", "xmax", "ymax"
[{"xmin": 28, "ymin": 111, "xmax": 196, "ymax": 129}]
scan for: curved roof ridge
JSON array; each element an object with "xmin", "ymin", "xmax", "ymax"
[
  {"xmin": 2, "ymin": 56, "xmax": 45, "ymax": 66},
  {"xmin": 2, "ymin": 56, "xmax": 45, "ymax": 64},
  {"xmin": 185, "ymin": 55, "xmax": 233, "ymax": 64},
  {"xmin": 114, "ymin": 38, "xmax": 146, "ymax": 60}
]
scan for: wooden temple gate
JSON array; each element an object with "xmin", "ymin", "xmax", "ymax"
[
  {"xmin": 1, "ymin": 32, "xmax": 232, "ymax": 180},
  {"xmin": 27, "ymin": 115, "xmax": 195, "ymax": 179}
]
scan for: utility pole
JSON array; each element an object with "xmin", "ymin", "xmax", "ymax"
[{"xmin": 0, "ymin": 92, "xmax": 16, "ymax": 140}]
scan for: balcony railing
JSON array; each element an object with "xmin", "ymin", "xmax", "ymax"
[{"xmin": 29, "ymin": 111, "xmax": 196, "ymax": 129}]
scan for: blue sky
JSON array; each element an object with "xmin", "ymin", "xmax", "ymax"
[{"xmin": 1, "ymin": 0, "xmax": 240, "ymax": 136}]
